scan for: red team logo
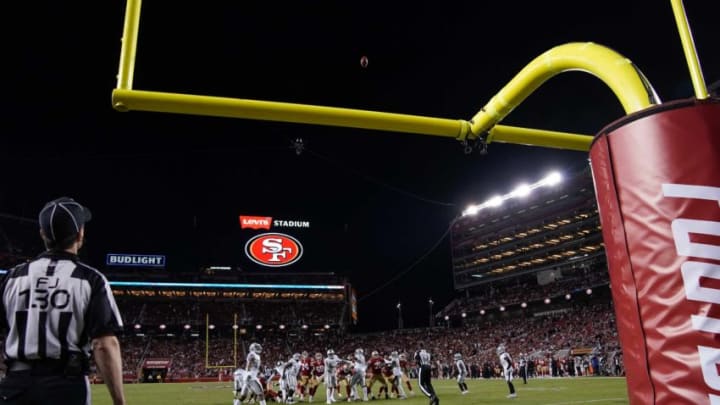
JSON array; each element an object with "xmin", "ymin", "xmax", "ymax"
[
  {"xmin": 245, "ymin": 233, "xmax": 303, "ymax": 267},
  {"xmin": 239, "ymin": 216, "xmax": 272, "ymax": 230}
]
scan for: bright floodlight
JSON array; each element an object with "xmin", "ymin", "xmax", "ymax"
[
  {"xmin": 543, "ymin": 171, "xmax": 562, "ymax": 186},
  {"xmin": 279, "ymin": 324, "xmax": 286, "ymax": 330},
  {"xmin": 444, "ymin": 315, "xmax": 449, "ymax": 321},
  {"xmin": 480, "ymin": 309, "xmax": 486, "ymax": 315},
  {"xmin": 324, "ymin": 324, "xmax": 331, "ymax": 329},
  {"xmin": 184, "ymin": 324, "xmax": 191, "ymax": 330},
  {"xmin": 499, "ymin": 306, "xmax": 506, "ymax": 312},
  {"xmin": 521, "ymin": 302, "xmax": 527, "ymax": 308},
  {"xmin": 586, "ymin": 288, "xmax": 593, "ymax": 295},
  {"xmin": 208, "ymin": 324, "xmax": 215, "ymax": 330},
  {"xmin": 487, "ymin": 196, "xmax": 503, "ymax": 207},
  {"xmin": 512, "ymin": 184, "xmax": 532, "ymax": 197},
  {"xmin": 159, "ymin": 324, "xmax": 166, "ymax": 330},
  {"xmin": 461, "ymin": 312, "xmax": 467, "ymax": 318},
  {"xmin": 464, "ymin": 205, "xmax": 480, "ymax": 216},
  {"xmin": 256, "ymin": 324, "xmax": 263, "ymax": 330},
  {"xmin": 232, "ymin": 324, "xmax": 239, "ymax": 330},
  {"xmin": 565, "ymin": 294, "xmax": 572, "ymax": 300},
  {"xmin": 544, "ymin": 298, "xmax": 551, "ymax": 304},
  {"xmin": 302, "ymin": 324, "xmax": 309, "ymax": 329}
]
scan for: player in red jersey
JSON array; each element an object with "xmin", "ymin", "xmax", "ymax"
[
  {"xmin": 336, "ymin": 356, "xmax": 353, "ymax": 400},
  {"xmin": 298, "ymin": 351, "xmax": 313, "ymax": 400},
  {"xmin": 261, "ymin": 373, "xmax": 280, "ymax": 403},
  {"xmin": 399, "ymin": 353, "xmax": 415, "ymax": 396},
  {"xmin": 308, "ymin": 352, "xmax": 325, "ymax": 402},
  {"xmin": 366, "ymin": 351, "xmax": 388, "ymax": 400},
  {"xmin": 378, "ymin": 363, "xmax": 395, "ymax": 399}
]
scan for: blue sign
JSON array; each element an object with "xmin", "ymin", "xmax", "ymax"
[{"xmin": 106, "ymin": 254, "xmax": 166, "ymax": 268}]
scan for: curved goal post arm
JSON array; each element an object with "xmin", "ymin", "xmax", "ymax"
[{"xmin": 113, "ymin": 0, "xmax": 658, "ymax": 152}]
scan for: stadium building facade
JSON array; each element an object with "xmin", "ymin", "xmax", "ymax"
[{"xmin": 445, "ymin": 167, "xmax": 611, "ymax": 321}]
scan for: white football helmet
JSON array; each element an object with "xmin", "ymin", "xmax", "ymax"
[
  {"xmin": 399, "ymin": 353, "xmax": 406, "ymax": 361},
  {"xmin": 327, "ymin": 349, "xmax": 335, "ymax": 357},
  {"xmin": 497, "ymin": 344, "xmax": 505, "ymax": 355},
  {"xmin": 355, "ymin": 348, "xmax": 364, "ymax": 356},
  {"xmin": 371, "ymin": 350, "xmax": 379, "ymax": 357},
  {"xmin": 250, "ymin": 342, "xmax": 262, "ymax": 354},
  {"xmin": 292, "ymin": 353, "xmax": 301, "ymax": 361},
  {"xmin": 454, "ymin": 353, "xmax": 462, "ymax": 361},
  {"xmin": 390, "ymin": 351, "xmax": 399, "ymax": 359}
]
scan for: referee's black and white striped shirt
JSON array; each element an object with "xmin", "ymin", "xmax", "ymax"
[
  {"xmin": 0, "ymin": 251, "xmax": 123, "ymax": 362},
  {"xmin": 415, "ymin": 350, "xmax": 431, "ymax": 367}
]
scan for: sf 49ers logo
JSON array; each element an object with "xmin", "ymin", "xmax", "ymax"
[{"xmin": 245, "ymin": 233, "xmax": 303, "ymax": 267}]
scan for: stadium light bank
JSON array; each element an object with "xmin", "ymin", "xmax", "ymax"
[{"xmin": 462, "ymin": 171, "xmax": 563, "ymax": 217}]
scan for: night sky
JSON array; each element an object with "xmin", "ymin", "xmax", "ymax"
[{"xmin": 1, "ymin": 1, "xmax": 718, "ymax": 331}]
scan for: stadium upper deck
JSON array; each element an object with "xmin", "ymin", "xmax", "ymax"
[{"xmin": 451, "ymin": 167, "xmax": 604, "ymax": 290}]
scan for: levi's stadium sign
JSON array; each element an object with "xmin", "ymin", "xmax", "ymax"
[
  {"xmin": 245, "ymin": 233, "xmax": 303, "ymax": 267},
  {"xmin": 106, "ymin": 254, "xmax": 166, "ymax": 268},
  {"xmin": 240, "ymin": 215, "xmax": 310, "ymax": 230}
]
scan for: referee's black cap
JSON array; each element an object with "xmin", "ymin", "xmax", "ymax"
[{"xmin": 39, "ymin": 197, "xmax": 92, "ymax": 243}]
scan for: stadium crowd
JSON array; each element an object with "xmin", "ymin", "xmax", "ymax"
[
  {"xmin": 106, "ymin": 295, "xmax": 623, "ymax": 384},
  {"xmin": 117, "ymin": 300, "xmax": 343, "ymax": 330},
  {"xmin": 440, "ymin": 264, "xmax": 610, "ymax": 319}
]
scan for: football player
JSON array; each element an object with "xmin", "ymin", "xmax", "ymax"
[
  {"xmin": 399, "ymin": 353, "xmax": 414, "ymax": 396},
  {"xmin": 348, "ymin": 348, "xmax": 368, "ymax": 401},
  {"xmin": 498, "ymin": 344, "xmax": 517, "ymax": 398},
  {"xmin": 336, "ymin": 356, "xmax": 353, "ymax": 400},
  {"xmin": 389, "ymin": 351, "xmax": 408, "ymax": 399},
  {"xmin": 323, "ymin": 349, "xmax": 350, "ymax": 404},
  {"xmin": 233, "ymin": 367, "xmax": 247, "ymax": 405},
  {"xmin": 282, "ymin": 353, "xmax": 302, "ymax": 403},
  {"xmin": 298, "ymin": 351, "xmax": 313, "ymax": 400},
  {"xmin": 454, "ymin": 353, "xmax": 469, "ymax": 394},
  {"xmin": 366, "ymin": 351, "xmax": 387, "ymax": 399},
  {"xmin": 243, "ymin": 342, "xmax": 268, "ymax": 405}
]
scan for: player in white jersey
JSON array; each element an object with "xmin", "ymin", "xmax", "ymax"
[
  {"xmin": 388, "ymin": 351, "xmax": 408, "ymax": 399},
  {"xmin": 323, "ymin": 349, "xmax": 350, "ymax": 404},
  {"xmin": 348, "ymin": 348, "xmax": 369, "ymax": 401},
  {"xmin": 273, "ymin": 361, "xmax": 290, "ymax": 403},
  {"xmin": 454, "ymin": 353, "xmax": 469, "ymax": 394},
  {"xmin": 282, "ymin": 353, "xmax": 302, "ymax": 403},
  {"xmin": 233, "ymin": 367, "xmax": 248, "ymax": 405},
  {"xmin": 497, "ymin": 344, "xmax": 517, "ymax": 399},
  {"xmin": 242, "ymin": 342, "xmax": 268, "ymax": 405}
]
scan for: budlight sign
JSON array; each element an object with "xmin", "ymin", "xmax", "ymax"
[
  {"xmin": 244, "ymin": 233, "xmax": 303, "ymax": 267},
  {"xmin": 106, "ymin": 254, "xmax": 166, "ymax": 268}
]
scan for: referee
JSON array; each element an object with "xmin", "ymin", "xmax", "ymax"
[
  {"xmin": 0, "ymin": 197, "xmax": 126, "ymax": 405},
  {"xmin": 414, "ymin": 342, "xmax": 438, "ymax": 405}
]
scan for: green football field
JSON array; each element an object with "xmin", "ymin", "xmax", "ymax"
[{"xmin": 91, "ymin": 377, "xmax": 628, "ymax": 404}]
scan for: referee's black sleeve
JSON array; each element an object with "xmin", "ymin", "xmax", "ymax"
[
  {"xmin": 0, "ymin": 263, "xmax": 26, "ymax": 333},
  {"xmin": 82, "ymin": 265, "xmax": 123, "ymax": 338}
]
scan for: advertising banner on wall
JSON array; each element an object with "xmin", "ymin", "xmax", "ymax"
[{"xmin": 106, "ymin": 253, "xmax": 166, "ymax": 268}]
